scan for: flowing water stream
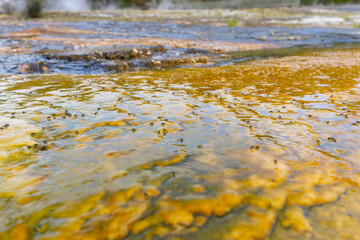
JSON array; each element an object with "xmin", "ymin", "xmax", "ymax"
[{"xmin": 0, "ymin": 45, "xmax": 360, "ymax": 239}]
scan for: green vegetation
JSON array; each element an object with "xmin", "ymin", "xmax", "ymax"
[
  {"xmin": 227, "ymin": 18, "xmax": 238, "ymax": 27},
  {"xmin": 25, "ymin": 0, "xmax": 45, "ymax": 18}
]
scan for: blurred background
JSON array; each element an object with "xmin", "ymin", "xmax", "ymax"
[{"xmin": 0, "ymin": 0, "xmax": 359, "ymax": 14}]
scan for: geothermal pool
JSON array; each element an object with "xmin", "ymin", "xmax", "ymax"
[
  {"xmin": 0, "ymin": 46, "xmax": 360, "ymax": 239},
  {"xmin": 0, "ymin": 16, "xmax": 360, "ymax": 240}
]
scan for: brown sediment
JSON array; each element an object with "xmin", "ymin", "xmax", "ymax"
[
  {"xmin": 0, "ymin": 46, "xmax": 30, "ymax": 55},
  {"xmin": 5, "ymin": 26, "xmax": 94, "ymax": 38},
  {"xmin": 5, "ymin": 25, "xmax": 276, "ymax": 52}
]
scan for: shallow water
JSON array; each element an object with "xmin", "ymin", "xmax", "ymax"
[
  {"xmin": 0, "ymin": 47, "xmax": 360, "ymax": 240},
  {"xmin": 1, "ymin": 20, "xmax": 360, "ymax": 74}
]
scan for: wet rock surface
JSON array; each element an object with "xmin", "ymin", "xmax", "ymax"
[
  {"xmin": 0, "ymin": 21, "xmax": 360, "ymax": 74},
  {"xmin": 18, "ymin": 62, "xmax": 49, "ymax": 74},
  {"xmin": 45, "ymin": 45, "xmax": 167, "ymax": 61}
]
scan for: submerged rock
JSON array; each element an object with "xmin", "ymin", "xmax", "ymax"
[
  {"xmin": 147, "ymin": 55, "xmax": 210, "ymax": 68},
  {"xmin": 18, "ymin": 62, "xmax": 49, "ymax": 74},
  {"xmin": 46, "ymin": 45, "xmax": 168, "ymax": 62}
]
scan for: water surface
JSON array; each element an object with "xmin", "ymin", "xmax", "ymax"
[{"xmin": 0, "ymin": 47, "xmax": 360, "ymax": 240}]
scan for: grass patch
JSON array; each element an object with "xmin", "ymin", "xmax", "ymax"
[{"xmin": 227, "ymin": 18, "xmax": 238, "ymax": 27}]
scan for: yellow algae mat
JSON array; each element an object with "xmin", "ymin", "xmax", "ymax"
[{"xmin": 0, "ymin": 47, "xmax": 360, "ymax": 240}]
